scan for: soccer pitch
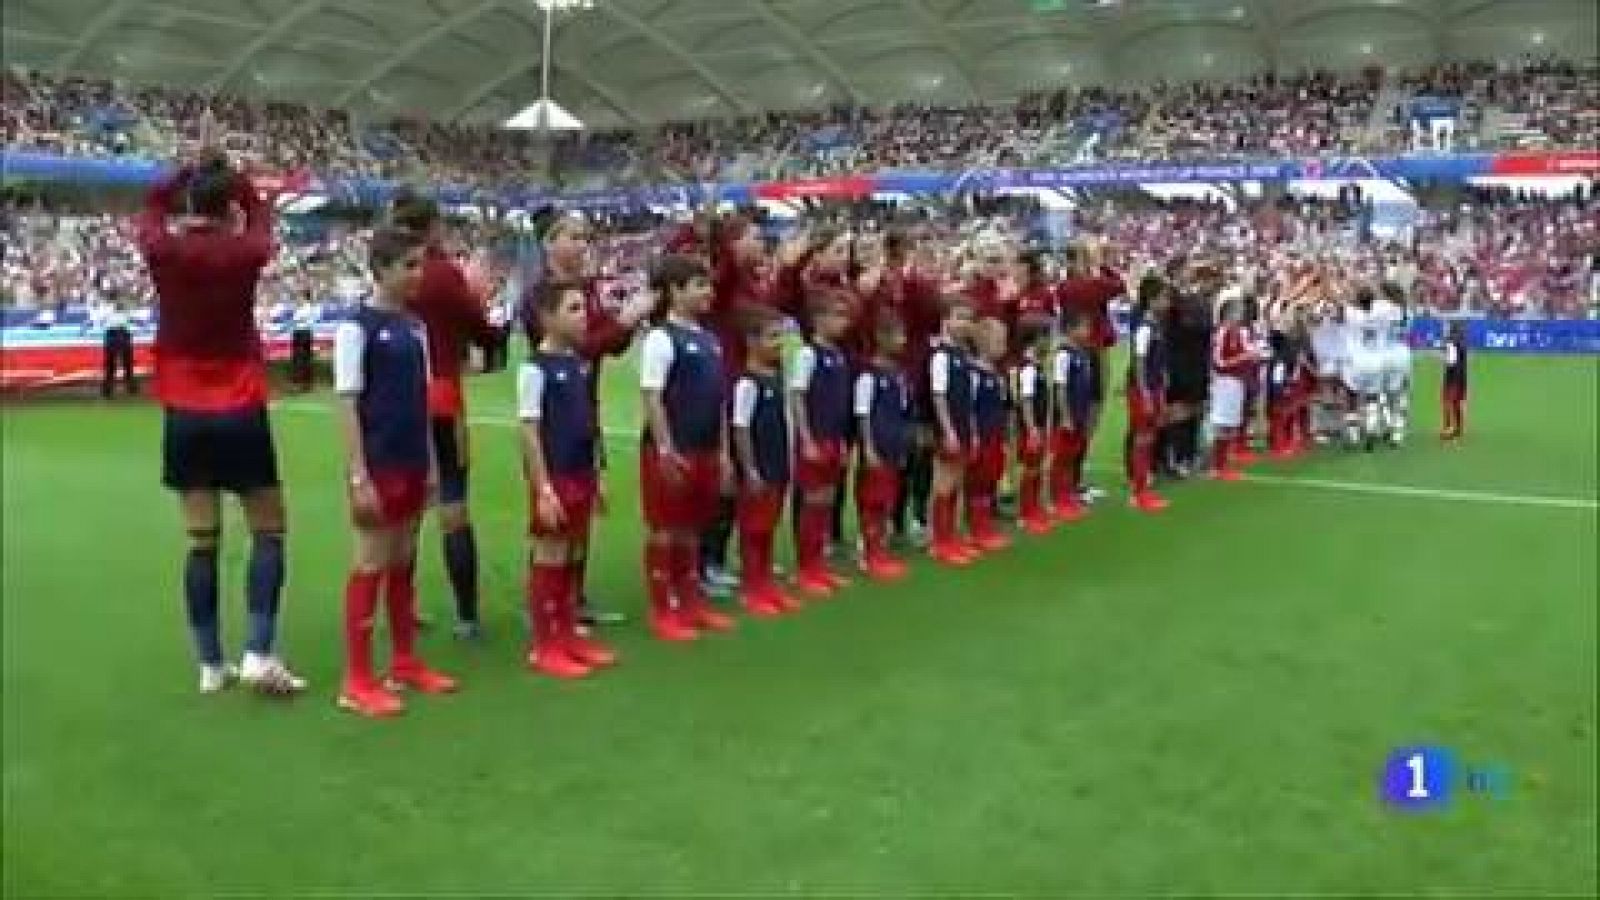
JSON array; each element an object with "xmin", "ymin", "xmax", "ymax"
[{"xmin": 3, "ymin": 354, "xmax": 1596, "ymax": 897}]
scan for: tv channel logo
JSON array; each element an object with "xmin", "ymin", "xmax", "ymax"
[{"xmin": 1379, "ymin": 745, "xmax": 1512, "ymax": 811}]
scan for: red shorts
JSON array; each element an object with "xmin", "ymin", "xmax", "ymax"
[
  {"xmin": 1127, "ymin": 391, "xmax": 1164, "ymax": 430},
  {"xmin": 736, "ymin": 484, "xmax": 786, "ymax": 534},
  {"xmin": 796, "ymin": 438, "xmax": 846, "ymax": 492},
  {"xmin": 529, "ymin": 474, "xmax": 597, "ymax": 539},
  {"xmin": 855, "ymin": 463, "xmax": 900, "ymax": 516},
  {"xmin": 354, "ymin": 467, "xmax": 427, "ymax": 527},
  {"xmin": 1015, "ymin": 430, "xmax": 1046, "ymax": 468},
  {"xmin": 1443, "ymin": 383, "xmax": 1466, "ymax": 406},
  {"xmin": 641, "ymin": 444, "xmax": 723, "ymax": 530},
  {"xmin": 1051, "ymin": 428, "xmax": 1088, "ymax": 460},
  {"xmin": 934, "ymin": 432, "xmax": 972, "ymax": 465},
  {"xmin": 967, "ymin": 434, "xmax": 1007, "ymax": 488}
]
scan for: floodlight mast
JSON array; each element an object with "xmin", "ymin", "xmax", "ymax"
[{"xmin": 533, "ymin": 0, "xmax": 595, "ymax": 136}]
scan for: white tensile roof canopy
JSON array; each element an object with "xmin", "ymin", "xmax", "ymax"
[{"xmin": 1, "ymin": 0, "xmax": 1594, "ymax": 130}]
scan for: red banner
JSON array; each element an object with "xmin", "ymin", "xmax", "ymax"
[
  {"xmin": 754, "ymin": 175, "xmax": 875, "ymax": 200},
  {"xmin": 1489, "ymin": 151, "xmax": 1600, "ymax": 176}
]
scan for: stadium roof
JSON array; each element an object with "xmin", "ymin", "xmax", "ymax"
[{"xmin": 3, "ymin": 0, "xmax": 1594, "ymax": 129}]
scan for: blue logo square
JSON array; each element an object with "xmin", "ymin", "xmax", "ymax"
[{"xmin": 1380, "ymin": 745, "xmax": 1454, "ymax": 811}]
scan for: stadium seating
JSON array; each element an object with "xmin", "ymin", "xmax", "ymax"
[{"xmin": 7, "ymin": 61, "xmax": 1596, "ymax": 189}]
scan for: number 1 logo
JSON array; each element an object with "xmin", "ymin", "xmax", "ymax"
[{"xmin": 1381, "ymin": 745, "xmax": 1454, "ymax": 811}]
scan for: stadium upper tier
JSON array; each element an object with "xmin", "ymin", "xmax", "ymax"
[{"xmin": 4, "ymin": 60, "xmax": 1596, "ymax": 191}]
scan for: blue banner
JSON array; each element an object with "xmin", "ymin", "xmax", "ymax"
[
  {"xmin": 3, "ymin": 149, "xmax": 1595, "ymax": 212},
  {"xmin": 1410, "ymin": 317, "xmax": 1600, "ymax": 355}
]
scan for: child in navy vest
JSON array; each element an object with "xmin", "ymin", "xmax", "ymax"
[
  {"xmin": 640, "ymin": 254, "xmax": 733, "ymax": 642},
  {"xmin": 1013, "ymin": 317, "xmax": 1054, "ymax": 535},
  {"xmin": 518, "ymin": 280, "xmax": 616, "ymax": 679},
  {"xmin": 1050, "ymin": 311, "xmax": 1096, "ymax": 523},
  {"xmin": 929, "ymin": 296, "xmax": 978, "ymax": 566},
  {"xmin": 1441, "ymin": 320, "xmax": 1468, "ymax": 441},
  {"xmin": 731, "ymin": 308, "xmax": 798, "ymax": 617},
  {"xmin": 789, "ymin": 291, "xmax": 855, "ymax": 597},
  {"xmin": 854, "ymin": 313, "xmax": 912, "ymax": 582},
  {"xmin": 966, "ymin": 318, "xmax": 1012, "ymax": 554},
  {"xmin": 1126, "ymin": 275, "xmax": 1173, "ymax": 513},
  {"xmin": 332, "ymin": 228, "xmax": 457, "ymax": 719}
]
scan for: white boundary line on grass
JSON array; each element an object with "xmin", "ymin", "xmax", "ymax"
[
  {"xmin": 274, "ymin": 400, "xmax": 1599, "ymax": 513},
  {"xmin": 1238, "ymin": 472, "xmax": 1598, "ymax": 512}
]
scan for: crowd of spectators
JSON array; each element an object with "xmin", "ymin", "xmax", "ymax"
[
  {"xmin": 7, "ymin": 59, "xmax": 1595, "ymax": 192},
  {"xmin": 5, "ymin": 185, "xmax": 1593, "ymax": 322}
]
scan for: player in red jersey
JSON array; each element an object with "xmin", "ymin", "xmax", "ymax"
[
  {"xmin": 701, "ymin": 213, "xmax": 774, "ymax": 598},
  {"xmin": 1056, "ymin": 238, "xmax": 1126, "ymax": 498},
  {"xmin": 535, "ymin": 210, "xmax": 654, "ymax": 627},
  {"xmin": 389, "ymin": 189, "xmax": 496, "ymax": 639},
  {"xmin": 135, "ymin": 146, "xmax": 304, "ymax": 697},
  {"xmin": 1208, "ymin": 293, "xmax": 1260, "ymax": 481},
  {"xmin": 892, "ymin": 233, "xmax": 946, "ymax": 544}
]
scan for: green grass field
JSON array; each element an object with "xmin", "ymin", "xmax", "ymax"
[{"xmin": 3, "ymin": 353, "xmax": 1596, "ymax": 897}]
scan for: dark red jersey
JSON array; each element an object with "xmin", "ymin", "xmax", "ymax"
[
  {"xmin": 1057, "ymin": 268, "xmax": 1125, "ymax": 349},
  {"xmin": 136, "ymin": 170, "xmax": 273, "ymax": 413},
  {"xmin": 413, "ymin": 246, "xmax": 495, "ymax": 418}
]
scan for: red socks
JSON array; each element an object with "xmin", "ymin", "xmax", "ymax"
[
  {"xmin": 343, "ymin": 570, "xmax": 382, "ymax": 685},
  {"xmin": 930, "ymin": 491, "xmax": 958, "ymax": 547},
  {"xmin": 1128, "ymin": 434, "xmax": 1153, "ymax": 494},
  {"xmin": 1019, "ymin": 468, "xmax": 1043, "ymax": 521},
  {"xmin": 383, "ymin": 565, "xmax": 418, "ymax": 666},
  {"xmin": 644, "ymin": 542, "xmax": 675, "ymax": 618},
  {"xmin": 740, "ymin": 528, "xmax": 772, "ymax": 594},
  {"xmin": 796, "ymin": 504, "xmax": 830, "ymax": 575},
  {"xmin": 1212, "ymin": 437, "xmax": 1232, "ymax": 473},
  {"xmin": 527, "ymin": 563, "xmax": 567, "ymax": 650}
]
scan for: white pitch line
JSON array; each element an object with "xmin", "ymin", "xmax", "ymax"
[
  {"xmin": 274, "ymin": 401, "xmax": 1597, "ymax": 512},
  {"xmin": 1239, "ymin": 472, "xmax": 1598, "ymax": 512}
]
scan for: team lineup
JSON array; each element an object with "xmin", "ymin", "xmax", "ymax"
[{"xmin": 141, "ymin": 152, "xmax": 1460, "ymax": 719}]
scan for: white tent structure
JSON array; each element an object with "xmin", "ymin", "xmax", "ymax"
[{"xmin": 1, "ymin": 0, "xmax": 1593, "ymax": 131}]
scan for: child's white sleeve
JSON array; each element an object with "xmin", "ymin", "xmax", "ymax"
[
  {"xmin": 788, "ymin": 345, "xmax": 817, "ymax": 392},
  {"xmin": 639, "ymin": 328, "xmax": 675, "ymax": 390},
  {"xmin": 517, "ymin": 362, "xmax": 544, "ymax": 421},
  {"xmin": 1052, "ymin": 350, "xmax": 1070, "ymax": 384},
  {"xmin": 332, "ymin": 321, "xmax": 365, "ymax": 394},
  {"xmin": 731, "ymin": 377, "xmax": 759, "ymax": 428},
  {"xmin": 1444, "ymin": 343, "xmax": 1459, "ymax": 366},
  {"xmin": 929, "ymin": 349, "xmax": 950, "ymax": 395},
  {"xmin": 1018, "ymin": 365, "xmax": 1038, "ymax": 399},
  {"xmin": 853, "ymin": 372, "xmax": 876, "ymax": 417}
]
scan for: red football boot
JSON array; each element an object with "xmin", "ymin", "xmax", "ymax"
[
  {"xmin": 527, "ymin": 644, "xmax": 593, "ymax": 679},
  {"xmin": 338, "ymin": 679, "xmax": 405, "ymax": 718},
  {"xmin": 930, "ymin": 541, "xmax": 974, "ymax": 567},
  {"xmin": 388, "ymin": 660, "xmax": 459, "ymax": 694},
  {"xmin": 740, "ymin": 589, "xmax": 784, "ymax": 618},
  {"xmin": 795, "ymin": 568, "xmax": 836, "ymax": 598},
  {"xmin": 687, "ymin": 600, "xmax": 736, "ymax": 632},
  {"xmin": 566, "ymin": 635, "xmax": 618, "ymax": 668},
  {"xmin": 1053, "ymin": 498, "xmax": 1089, "ymax": 523},
  {"xmin": 1209, "ymin": 467, "xmax": 1244, "ymax": 482},
  {"xmin": 1020, "ymin": 515, "xmax": 1053, "ymax": 535},
  {"xmin": 1131, "ymin": 490, "xmax": 1170, "ymax": 513},
  {"xmin": 649, "ymin": 609, "xmax": 699, "ymax": 642}
]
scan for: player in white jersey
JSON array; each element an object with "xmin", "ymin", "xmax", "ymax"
[
  {"xmin": 1341, "ymin": 286, "xmax": 1388, "ymax": 450},
  {"xmin": 1308, "ymin": 300, "xmax": 1347, "ymax": 441},
  {"xmin": 1376, "ymin": 282, "xmax": 1413, "ymax": 445}
]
